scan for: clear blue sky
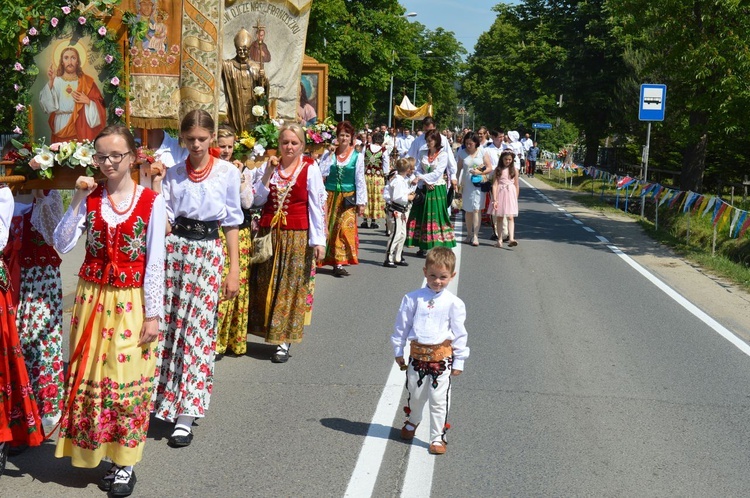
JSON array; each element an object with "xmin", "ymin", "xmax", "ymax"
[{"xmin": 400, "ymin": 1, "xmax": 517, "ymax": 55}]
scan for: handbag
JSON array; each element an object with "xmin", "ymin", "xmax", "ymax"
[
  {"xmin": 411, "ymin": 187, "xmax": 426, "ymax": 206},
  {"xmin": 343, "ymin": 193, "xmax": 357, "ymax": 208},
  {"xmin": 470, "ymin": 174, "xmax": 484, "ymax": 187},
  {"xmin": 480, "ymin": 178, "xmax": 492, "ymax": 193}
]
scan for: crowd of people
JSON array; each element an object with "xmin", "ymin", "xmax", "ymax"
[{"xmin": 0, "ymin": 112, "xmax": 535, "ymax": 493}]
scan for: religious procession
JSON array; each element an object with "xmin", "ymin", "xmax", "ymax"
[{"xmin": 0, "ymin": 1, "xmax": 479, "ymax": 495}]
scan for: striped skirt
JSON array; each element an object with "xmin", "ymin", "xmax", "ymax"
[{"xmin": 153, "ymin": 234, "xmax": 223, "ymax": 422}]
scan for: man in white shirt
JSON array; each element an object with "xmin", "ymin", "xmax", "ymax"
[{"xmin": 397, "ymin": 129, "xmax": 415, "ymax": 158}]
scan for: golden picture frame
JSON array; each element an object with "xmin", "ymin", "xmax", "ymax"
[{"xmin": 300, "ymin": 56, "xmax": 328, "ymax": 125}]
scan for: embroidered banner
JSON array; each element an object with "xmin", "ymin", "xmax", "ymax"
[{"xmin": 222, "ymin": 0, "xmax": 312, "ymax": 121}]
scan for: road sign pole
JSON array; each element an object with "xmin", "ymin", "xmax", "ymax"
[{"xmin": 640, "ymin": 121, "xmax": 651, "ymax": 218}]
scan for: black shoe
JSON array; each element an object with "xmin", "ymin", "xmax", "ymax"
[
  {"xmin": 502, "ymin": 236, "xmax": 510, "ymax": 242},
  {"xmin": 416, "ymin": 249, "xmax": 426, "ymax": 258},
  {"xmin": 271, "ymin": 347, "xmax": 291, "ymax": 363},
  {"xmin": 0, "ymin": 442, "xmax": 9, "ymax": 478},
  {"xmin": 396, "ymin": 260, "xmax": 409, "ymax": 267},
  {"xmin": 110, "ymin": 469, "xmax": 137, "ymax": 497},
  {"xmin": 371, "ymin": 222, "xmax": 380, "ymax": 229},
  {"xmin": 383, "ymin": 261, "xmax": 396, "ymax": 268},
  {"xmin": 359, "ymin": 221, "xmax": 370, "ymax": 229},
  {"xmin": 333, "ymin": 266, "xmax": 350, "ymax": 277},
  {"xmin": 167, "ymin": 427, "xmax": 193, "ymax": 448},
  {"xmin": 98, "ymin": 464, "xmax": 119, "ymax": 492},
  {"xmin": 490, "ymin": 234, "xmax": 498, "ymax": 241}
]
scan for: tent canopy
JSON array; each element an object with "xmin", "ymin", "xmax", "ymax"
[{"xmin": 393, "ymin": 95, "xmax": 432, "ymax": 121}]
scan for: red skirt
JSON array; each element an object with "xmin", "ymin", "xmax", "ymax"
[{"xmin": 0, "ymin": 287, "xmax": 43, "ymax": 447}]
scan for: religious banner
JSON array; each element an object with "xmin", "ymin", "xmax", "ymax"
[
  {"xmin": 222, "ymin": 0, "xmax": 313, "ymax": 123},
  {"xmin": 124, "ymin": 0, "xmax": 222, "ymax": 129}
]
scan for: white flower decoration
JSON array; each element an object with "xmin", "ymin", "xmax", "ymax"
[
  {"xmin": 72, "ymin": 143, "xmax": 94, "ymax": 166},
  {"xmin": 33, "ymin": 146, "xmax": 54, "ymax": 170},
  {"xmin": 251, "ymin": 105, "xmax": 265, "ymax": 117},
  {"xmin": 253, "ymin": 86, "xmax": 265, "ymax": 97},
  {"xmin": 253, "ymin": 143, "xmax": 266, "ymax": 156}
]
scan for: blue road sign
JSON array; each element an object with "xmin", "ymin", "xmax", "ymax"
[
  {"xmin": 532, "ymin": 123, "xmax": 553, "ymax": 129},
  {"xmin": 639, "ymin": 84, "xmax": 667, "ymax": 121}
]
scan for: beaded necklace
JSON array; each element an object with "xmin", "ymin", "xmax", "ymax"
[
  {"xmin": 186, "ymin": 155, "xmax": 215, "ymax": 183},
  {"xmin": 106, "ymin": 181, "xmax": 137, "ymax": 216}
]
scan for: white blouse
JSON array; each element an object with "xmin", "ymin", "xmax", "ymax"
[
  {"xmin": 416, "ymin": 150, "xmax": 449, "ymax": 186},
  {"xmin": 162, "ymin": 159, "xmax": 244, "ymax": 227},
  {"xmin": 54, "ymin": 186, "xmax": 167, "ymax": 319},
  {"xmin": 240, "ymin": 167, "xmax": 255, "ymax": 210},
  {"xmin": 252, "ymin": 161, "xmax": 328, "ymax": 247},
  {"xmin": 0, "ymin": 187, "xmax": 13, "ymax": 249},
  {"xmin": 318, "ymin": 149, "xmax": 368, "ymax": 205}
]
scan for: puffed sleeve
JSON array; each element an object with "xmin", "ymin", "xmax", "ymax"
[
  {"xmin": 162, "ymin": 168, "xmax": 175, "ymax": 224},
  {"xmin": 307, "ymin": 162, "xmax": 328, "ymax": 247},
  {"xmin": 53, "ymin": 198, "xmax": 87, "ymax": 254},
  {"xmin": 382, "ymin": 151, "xmax": 391, "ymax": 175},
  {"xmin": 222, "ymin": 164, "xmax": 244, "ymax": 227},
  {"xmin": 318, "ymin": 150, "xmax": 334, "ymax": 178},
  {"xmin": 0, "ymin": 187, "xmax": 13, "ymax": 249},
  {"xmin": 418, "ymin": 152, "xmax": 448, "ymax": 185},
  {"xmin": 252, "ymin": 162, "xmax": 270, "ymax": 206},
  {"xmin": 144, "ymin": 194, "xmax": 166, "ymax": 319},
  {"xmin": 240, "ymin": 168, "xmax": 255, "ymax": 210},
  {"xmin": 354, "ymin": 151, "xmax": 367, "ymax": 206},
  {"xmin": 30, "ymin": 190, "xmax": 64, "ymax": 246}
]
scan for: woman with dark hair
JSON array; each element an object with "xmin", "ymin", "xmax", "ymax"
[
  {"xmin": 360, "ymin": 130, "xmax": 390, "ymax": 229},
  {"xmin": 405, "ymin": 129, "xmax": 456, "ymax": 255},
  {"xmin": 151, "ymin": 109, "xmax": 243, "ymax": 448},
  {"xmin": 53, "ymin": 124, "xmax": 165, "ymax": 495},
  {"xmin": 248, "ymin": 123, "xmax": 327, "ymax": 362},
  {"xmin": 456, "ymin": 131, "xmax": 492, "ymax": 246},
  {"xmin": 318, "ymin": 120, "xmax": 367, "ymax": 277}
]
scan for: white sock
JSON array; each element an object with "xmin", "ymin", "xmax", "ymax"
[
  {"xmin": 174, "ymin": 415, "xmax": 194, "ymax": 434},
  {"xmin": 113, "ymin": 465, "xmax": 133, "ymax": 484}
]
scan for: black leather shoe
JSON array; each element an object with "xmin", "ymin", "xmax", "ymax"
[
  {"xmin": 98, "ymin": 464, "xmax": 119, "ymax": 492},
  {"xmin": 371, "ymin": 223, "xmax": 380, "ymax": 229},
  {"xmin": 333, "ymin": 266, "xmax": 350, "ymax": 277},
  {"xmin": 416, "ymin": 249, "xmax": 426, "ymax": 258},
  {"xmin": 383, "ymin": 261, "xmax": 396, "ymax": 268},
  {"xmin": 110, "ymin": 470, "xmax": 137, "ymax": 497},
  {"xmin": 168, "ymin": 428, "xmax": 193, "ymax": 448},
  {"xmin": 359, "ymin": 221, "xmax": 370, "ymax": 229},
  {"xmin": 396, "ymin": 260, "xmax": 409, "ymax": 267},
  {"xmin": 271, "ymin": 350, "xmax": 291, "ymax": 363}
]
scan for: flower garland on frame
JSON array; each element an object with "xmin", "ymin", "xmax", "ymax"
[{"xmin": 8, "ymin": 1, "xmax": 128, "ymax": 179}]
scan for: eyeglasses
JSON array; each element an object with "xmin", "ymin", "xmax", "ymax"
[{"xmin": 92, "ymin": 152, "xmax": 130, "ymax": 165}]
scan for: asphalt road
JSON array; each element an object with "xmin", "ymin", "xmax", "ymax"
[{"xmin": 4, "ymin": 177, "xmax": 750, "ymax": 496}]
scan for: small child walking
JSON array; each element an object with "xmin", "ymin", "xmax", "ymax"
[
  {"xmin": 391, "ymin": 247, "xmax": 469, "ymax": 454},
  {"xmin": 487, "ymin": 150, "xmax": 519, "ymax": 248},
  {"xmin": 383, "ymin": 158, "xmax": 415, "ymax": 267}
]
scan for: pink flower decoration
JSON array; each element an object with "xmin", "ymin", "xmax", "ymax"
[
  {"xmin": 115, "ymin": 107, "xmax": 125, "ymax": 117},
  {"xmin": 13, "ymin": 62, "xmax": 23, "ymax": 71},
  {"xmin": 104, "ymin": 54, "xmax": 114, "ymax": 64},
  {"xmin": 78, "ymin": 16, "xmax": 86, "ymax": 25},
  {"xmin": 13, "ymin": 126, "xmax": 22, "ymax": 134},
  {"xmin": 49, "ymin": 143, "xmax": 61, "ymax": 152},
  {"xmin": 15, "ymin": 104, "xmax": 25, "ymax": 112},
  {"xmin": 62, "ymin": 6, "xmax": 71, "ymax": 14},
  {"xmin": 22, "ymin": 37, "xmax": 29, "ymax": 45},
  {"xmin": 28, "ymin": 27, "xmax": 38, "ymax": 36},
  {"xmin": 51, "ymin": 17, "xmax": 59, "ymax": 27},
  {"xmin": 13, "ymin": 84, "xmax": 20, "ymax": 91},
  {"xmin": 110, "ymin": 76, "xmax": 120, "ymax": 86},
  {"xmin": 98, "ymin": 26, "xmax": 107, "ymax": 36}
]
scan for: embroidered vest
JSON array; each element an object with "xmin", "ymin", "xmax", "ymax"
[
  {"xmin": 365, "ymin": 146, "xmax": 384, "ymax": 177},
  {"xmin": 259, "ymin": 157, "xmax": 311, "ymax": 230},
  {"xmin": 79, "ymin": 186, "xmax": 158, "ymax": 288},
  {"xmin": 324, "ymin": 150, "xmax": 358, "ymax": 192}
]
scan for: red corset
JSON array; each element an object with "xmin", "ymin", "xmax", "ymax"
[{"xmin": 260, "ymin": 157, "xmax": 311, "ymax": 230}]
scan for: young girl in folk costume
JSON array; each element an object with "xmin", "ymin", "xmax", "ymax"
[
  {"xmin": 215, "ymin": 124, "xmax": 254, "ymax": 357},
  {"xmin": 53, "ymin": 125, "xmax": 166, "ymax": 496},
  {"xmin": 360, "ymin": 130, "xmax": 390, "ymax": 229},
  {"xmin": 151, "ymin": 110, "xmax": 242, "ymax": 448},
  {"xmin": 0, "ymin": 186, "xmax": 43, "ymax": 476},
  {"xmin": 319, "ymin": 121, "xmax": 367, "ymax": 277},
  {"xmin": 405, "ymin": 129, "xmax": 456, "ymax": 256},
  {"xmin": 248, "ymin": 124, "xmax": 327, "ymax": 363},
  {"xmin": 3, "ymin": 189, "xmax": 64, "ymax": 430},
  {"xmin": 487, "ymin": 150, "xmax": 520, "ymax": 248}
]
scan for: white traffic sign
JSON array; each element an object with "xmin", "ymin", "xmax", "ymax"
[{"xmin": 336, "ymin": 96, "xmax": 351, "ymax": 115}]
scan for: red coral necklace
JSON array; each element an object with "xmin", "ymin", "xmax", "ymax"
[
  {"xmin": 186, "ymin": 155, "xmax": 215, "ymax": 183},
  {"xmin": 106, "ymin": 181, "xmax": 138, "ymax": 216}
]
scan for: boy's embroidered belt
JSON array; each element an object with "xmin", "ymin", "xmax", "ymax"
[{"xmin": 409, "ymin": 339, "xmax": 453, "ymax": 362}]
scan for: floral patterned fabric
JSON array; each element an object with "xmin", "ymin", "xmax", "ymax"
[
  {"xmin": 321, "ymin": 192, "xmax": 359, "ymax": 266},
  {"xmin": 16, "ymin": 265, "xmax": 64, "ymax": 427},
  {"xmin": 54, "ymin": 281, "xmax": 155, "ymax": 467},
  {"xmin": 405, "ymin": 184, "xmax": 456, "ymax": 250},
  {"xmin": 154, "ymin": 234, "xmax": 223, "ymax": 422},
  {"xmin": 0, "ymin": 285, "xmax": 43, "ymax": 447},
  {"xmin": 364, "ymin": 175, "xmax": 386, "ymax": 221},
  {"xmin": 249, "ymin": 229, "xmax": 315, "ymax": 344},
  {"xmin": 216, "ymin": 227, "xmax": 251, "ymax": 355}
]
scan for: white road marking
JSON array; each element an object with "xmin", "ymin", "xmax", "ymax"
[
  {"xmin": 573, "ymin": 219, "xmax": 584, "ymax": 225},
  {"xmin": 345, "ymin": 218, "xmax": 463, "ymax": 498},
  {"xmin": 583, "ymin": 226, "xmax": 596, "ymax": 233},
  {"xmin": 596, "ymin": 235, "xmax": 610, "ymax": 244}
]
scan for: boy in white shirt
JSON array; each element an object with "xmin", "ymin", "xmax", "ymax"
[
  {"xmin": 384, "ymin": 158, "xmax": 415, "ymax": 267},
  {"xmin": 391, "ymin": 247, "xmax": 469, "ymax": 455}
]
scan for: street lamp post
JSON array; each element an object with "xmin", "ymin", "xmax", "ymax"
[{"xmin": 388, "ymin": 13, "xmax": 417, "ymax": 128}]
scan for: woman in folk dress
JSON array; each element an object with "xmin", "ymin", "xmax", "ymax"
[
  {"xmin": 53, "ymin": 125, "xmax": 165, "ymax": 496},
  {"xmin": 151, "ymin": 109, "xmax": 242, "ymax": 448},
  {"xmin": 360, "ymin": 130, "xmax": 390, "ymax": 229}
]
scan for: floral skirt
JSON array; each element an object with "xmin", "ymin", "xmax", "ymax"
[
  {"xmin": 248, "ymin": 229, "xmax": 315, "ymax": 344},
  {"xmin": 16, "ymin": 265, "xmax": 64, "ymax": 427},
  {"xmin": 55, "ymin": 281, "xmax": 155, "ymax": 468},
  {"xmin": 322, "ymin": 191, "xmax": 359, "ymax": 266},
  {"xmin": 154, "ymin": 234, "xmax": 223, "ymax": 422},
  {"xmin": 405, "ymin": 184, "xmax": 457, "ymax": 250},
  {"xmin": 216, "ymin": 227, "xmax": 251, "ymax": 355},
  {"xmin": 364, "ymin": 175, "xmax": 386, "ymax": 220}
]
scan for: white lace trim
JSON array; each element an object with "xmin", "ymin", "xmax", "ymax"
[
  {"xmin": 101, "ymin": 186, "xmax": 145, "ymax": 226},
  {"xmin": 143, "ymin": 261, "xmax": 164, "ymax": 318},
  {"xmin": 30, "ymin": 190, "xmax": 64, "ymax": 246}
]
